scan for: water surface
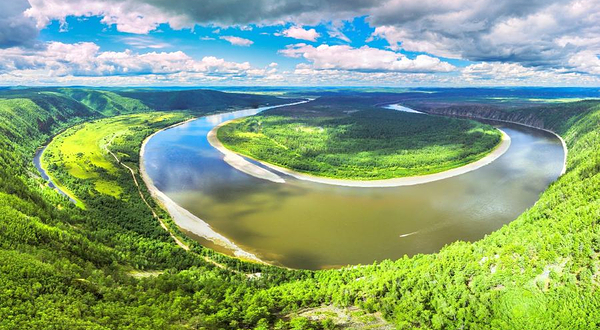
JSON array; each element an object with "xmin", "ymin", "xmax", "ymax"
[
  {"xmin": 143, "ymin": 105, "xmax": 564, "ymax": 269},
  {"xmin": 33, "ymin": 147, "xmax": 76, "ymax": 203}
]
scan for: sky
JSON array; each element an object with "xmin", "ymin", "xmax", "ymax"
[{"xmin": 1, "ymin": 0, "xmax": 600, "ymax": 86}]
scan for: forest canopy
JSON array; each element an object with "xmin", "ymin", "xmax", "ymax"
[
  {"xmin": 218, "ymin": 98, "xmax": 502, "ymax": 180},
  {"xmin": 0, "ymin": 88, "xmax": 598, "ymax": 329}
]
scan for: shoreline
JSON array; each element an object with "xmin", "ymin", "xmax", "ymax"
[
  {"xmin": 207, "ymin": 121, "xmax": 286, "ymax": 184},
  {"xmin": 209, "ymin": 123, "xmax": 512, "ymax": 188},
  {"xmin": 441, "ymin": 115, "xmax": 568, "ymax": 176},
  {"xmin": 139, "ymin": 118, "xmax": 265, "ymax": 263},
  {"xmin": 36, "ymin": 137, "xmax": 84, "ymax": 206}
]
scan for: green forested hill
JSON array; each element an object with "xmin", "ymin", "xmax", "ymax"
[
  {"xmin": 217, "ymin": 98, "xmax": 502, "ymax": 180},
  {"xmin": 117, "ymin": 89, "xmax": 287, "ymax": 111},
  {"xmin": 59, "ymin": 88, "xmax": 152, "ymax": 116},
  {"xmin": 0, "ymin": 90, "xmax": 599, "ymax": 329}
]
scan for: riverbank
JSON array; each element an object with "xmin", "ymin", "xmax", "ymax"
[
  {"xmin": 139, "ymin": 101, "xmax": 310, "ymax": 264},
  {"xmin": 36, "ymin": 143, "xmax": 84, "ymax": 206},
  {"xmin": 209, "ymin": 122, "xmax": 511, "ymax": 188},
  {"xmin": 416, "ymin": 109, "xmax": 569, "ymax": 176},
  {"xmin": 139, "ymin": 118, "xmax": 265, "ymax": 263},
  {"xmin": 207, "ymin": 122, "xmax": 286, "ymax": 184},
  {"xmin": 474, "ymin": 118, "xmax": 567, "ymax": 175}
]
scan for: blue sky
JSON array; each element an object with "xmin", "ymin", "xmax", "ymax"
[
  {"xmin": 39, "ymin": 15, "xmax": 473, "ymax": 69},
  {"xmin": 1, "ymin": 0, "xmax": 600, "ymax": 86}
]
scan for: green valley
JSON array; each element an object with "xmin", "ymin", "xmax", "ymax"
[
  {"xmin": 3, "ymin": 0, "xmax": 600, "ymax": 328},
  {"xmin": 0, "ymin": 88, "xmax": 598, "ymax": 329}
]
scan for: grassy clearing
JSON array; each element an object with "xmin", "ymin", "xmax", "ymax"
[{"xmin": 43, "ymin": 112, "xmax": 187, "ymax": 202}]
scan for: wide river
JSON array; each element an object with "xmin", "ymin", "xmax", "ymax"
[{"xmin": 142, "ymin": 104, "xmax": 565, "ymax": 269}]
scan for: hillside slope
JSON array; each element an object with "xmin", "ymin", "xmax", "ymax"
[
  {"xmin": 118, "ymin": 89, "xmax": 288, "ymax": 111},
  {"xmin": 59, "ymin": 88, "xmax": 152, "ymax": 116},
  {"xmin": 0, "ymin": 91, "xmax": 598, "ymax": 329}
]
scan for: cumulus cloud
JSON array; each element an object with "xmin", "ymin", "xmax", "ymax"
[
  {"xmin": 0, "ymin": 41, "xmax": 274, "ymax": 80},
  {"xmin": 368, "ymin": 26, "xmax": 461, "ymax": 59},
  {"xmin": 17, "ymin": 0, "xmax": 600, "ymax": 74},
  {"xmin": 1, "ymin": 41, "xmax": 597, "ymax": 86},
  {"xmin": 0, "ymin": 0, "xmax": 39, "ymax": 48},
  {"xmin": 220, "ymin": 36, "xmax": 254, "ymax": 47},
  {"xmin": 3, "ymin": 0, "xmax": 600, "ymax": 83},
  {"xmin": 279, "ymin": 26, "xmax": 320, "ymax": 42},
  {"xmin": 568, "ymin": 51, "xmax": 600, "ymax": 75},
  {"xmin": 24, "ymin": 0, "xmax": 376, "ymax": 32},
  {"xmin": 285, "ymin": 60, "xmax": 599, "ymax": 86},
  {"xmin": 460, "ymin": 61, "xmax": 597, "ymax": 85},
  {"xmin": 25, "ymin": 0, "xmax": 190, "ymax": 34},
  {"xmin": 280, "ymin": 44, "xmax": 455, "ymax": 73},
  {"xmin": 367, "ymin": 0, "xmax": 600, "ymax": 71}
]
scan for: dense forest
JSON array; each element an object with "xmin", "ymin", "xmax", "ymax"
[
  {"xmin": 217, "ymin": 97, "xmax": 502, "ymax": 180},
  {"xmin": 0, "ymin": 88, "xmax": 599, "ymax": 329}
]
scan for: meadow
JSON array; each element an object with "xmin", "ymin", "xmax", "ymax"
[{"xmin": 42, "ymin": 113, "xmax": 188, "ymax": 201}]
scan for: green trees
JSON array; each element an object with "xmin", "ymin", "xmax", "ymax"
[
  {"xmin": 218, "ymin": 102, "xmax": 502, "ymax": 180},
  {"xmin": 0, "ymin": 88, "xmax": 598, "ymax": 329}
]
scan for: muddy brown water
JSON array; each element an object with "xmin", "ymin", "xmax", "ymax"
[{"xmin": 142, "ymin": 105, "xmax": 564, "ymax": 269}]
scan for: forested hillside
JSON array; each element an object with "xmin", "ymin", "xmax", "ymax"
[
  {"xmin": 117, "ymin": 89, "xmax": 285, "ymax": 111},
  {"xmin": 0, "ymin": 89, "xmax": 599, "ymax": 329},
  {"xmin": 59, "ymin": 88, "xmax": 152, "ymax": 116}
]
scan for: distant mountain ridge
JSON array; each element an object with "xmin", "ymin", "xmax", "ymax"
[{"xmin": 0, "ymin": 87, "xmax": 293, "ymax": 117}]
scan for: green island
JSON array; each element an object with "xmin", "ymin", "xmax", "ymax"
[
  {"xmin": 0, "ymin": 88, "xmax": 599, "ymax": 329},
  {"xmin": 217, "ymin": 97, "xmax": 503, "ymax": 180}
]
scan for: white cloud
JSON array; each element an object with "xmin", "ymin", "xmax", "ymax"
[
  {"xmin": 279, "ymin": 26, "xmax": 320, "ymax": 42},
  {"xmin": 369, "ymin": 26, "xmax": 461, "ymax": 59},
  {"xmin": 568, "ymin": 51, "xmax": 600, "ymax": 75},
  {"xmin": 281, "ymin": 61, "xmax": 600, "ymax": 86},
  {"xmin": 14, "ymin": 0, "xmax": 600, "ymax": 76},
  {"xmin": 5, "ymin": 0, "xmax": 600, "ymax": 84},
  {"xmin": 460, "ymin": 61, "xmax": 597, "ymax": 85},
  {"xmin": 0, "ymin": 41, "xmax": 276, "ymax": 82},
  {"xmin": 280, "ymin": 44, "xmax": 455, "ymax": 73},
  {"xmin": 1, "ymin": 41, "xmax": 598, "ymax": 86},
  {"xmin": 367, "ymin": 0, "xmax": 600, "ymax": 69},
  {"xmin": 119, "ymin": 36, "xmax": 171, "ymax": 49},
  {"xmin": 25, "ymin": 0, "xmax": 191, "ymax": 34},
  {"xmin": 220, "ymin": 36, "xmax": 254, "ymax": 47},
  {"xmin": 555, "ymin": 36, "xmax": 600, "ymax": 50},
  {"xmin": 326, "ymin": 25, "xmax": 351, "ymax": 43}
]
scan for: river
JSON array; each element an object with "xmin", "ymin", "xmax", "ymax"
[
  {"xmin": 142, "ymin": 103, "xmax": 565, "ymax": 269},
  {"xmin": 33, "ymin": 146, "xmax": 76, "ymax": 203}
]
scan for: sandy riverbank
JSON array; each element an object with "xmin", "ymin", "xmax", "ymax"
[
  {"xmin": 209, "ymin": 123, "xmax": 512, "ymax": 188},
  {"xmin": 207, "ymin": 121, "xmax": 286, "ymax": 184},
  {"xmin": 139, "ymin": 119, "xmax": 264, "ymax": 263}
]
